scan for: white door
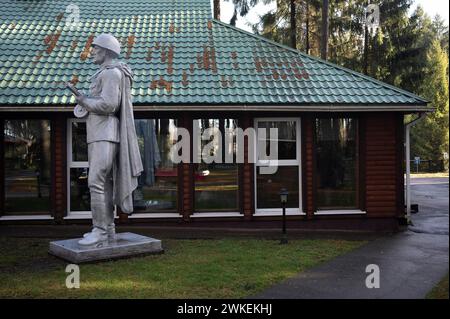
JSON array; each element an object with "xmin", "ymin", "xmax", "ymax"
[{"xmin": 253, "ymin": 118, "xmax": 304, "ymax": 216}]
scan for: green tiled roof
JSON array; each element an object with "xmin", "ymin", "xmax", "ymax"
[{"xmin": 0, "ymin": 0, "xmax": 428, "ymax": 110}]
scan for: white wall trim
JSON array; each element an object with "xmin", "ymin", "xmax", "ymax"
[
  {"xmin": 64, "ymin": 212, "xmax": 92, "ymax": 219},
  {"xmin": 191, "ymin": 212, "xmax": 243, "ymax": 218},
  {"xmin": 128, "ymin": 213, "xmax": 182, "ymax": 219},
  {"xmin": 254, "ymin": 208, "xmax": 305, "ymax": 216},
  {"xmin": 0, "ymin": 215, "xmax": 54, "ymax": 221},
  {"xmin": 314, "ymin": 210, "xmax": 367, "ymax": 215}
]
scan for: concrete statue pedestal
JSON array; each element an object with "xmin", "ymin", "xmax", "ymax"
[{"xmin": 49, "ymin": 232, "xmax": 163, "ymax": 263}]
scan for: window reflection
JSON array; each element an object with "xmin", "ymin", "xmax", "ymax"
[
  {"xmin": 3, "ymin": 120, "xmax": 51, "ymax": 215},
  {"xmin": 133, "ymin": 119, "xmax": 178, "ymax": 213},
  {"xmin": 70, "ymin": 168, "xmax": 90, "ymax": 211},
  {"xmin": 315, "ymin": 118, "xmax": 358, "ymax": 209},
  {"xmin": 258, "ymin": 121, "xmax": 297, "ymax": 161},
  {"xmin": 72, "ymin": 122, "xmax": 88, "ymax": 162},
  {"xmin": 257, "ymin": 166, "xmax": 299, "ymax": 209},
  {"xmin": 194, "ymin": 119, "xmax": 239, "ymax": 212}
]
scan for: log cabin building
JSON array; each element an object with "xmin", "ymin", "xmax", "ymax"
[{"xmin": 0, "ymin": 0, "xmax": 430, "ymax": 231}]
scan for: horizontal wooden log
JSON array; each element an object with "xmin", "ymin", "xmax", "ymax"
[
  {"xmin": 366, "ymin": 185, "xmax": 396, "ymax": 191},
  {"xmin": 366, "ymin": 201, "xmax": 396, "ymax": 207}
]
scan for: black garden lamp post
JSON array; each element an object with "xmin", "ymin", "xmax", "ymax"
[{"xmin": 279, "ymin": 188, "xmax": 288, "ymax": 244}]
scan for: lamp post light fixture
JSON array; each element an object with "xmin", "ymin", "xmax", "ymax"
[{"xmin": 279, "ymin": 188, "xmax": 289, "ymax": 244}]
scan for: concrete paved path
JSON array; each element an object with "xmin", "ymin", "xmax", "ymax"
[{"xmin": 252, "ymin": 177, "xmax": 449, "ymax": 299}]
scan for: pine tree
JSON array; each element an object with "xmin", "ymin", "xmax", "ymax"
[{"xmin": 411, "ymin": 39, "xmax": 449, "ymax": 170}]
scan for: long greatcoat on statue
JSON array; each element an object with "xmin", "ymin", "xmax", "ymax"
[{"xmin": 107, "ymin": 62, "xmax": 143, "ymax": 214}]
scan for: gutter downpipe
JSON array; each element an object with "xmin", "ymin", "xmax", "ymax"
[{"xmin": 405, "ymin": 112, "xmax": 426, "ymax": 224}]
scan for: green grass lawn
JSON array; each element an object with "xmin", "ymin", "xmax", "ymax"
[
  {"xmin": 426, "ymin": 273, "xmax": 449, "ymax": 299},
  {"xmin": 0, "ymin": 237, "xmax": 364, "ymax": 299}
]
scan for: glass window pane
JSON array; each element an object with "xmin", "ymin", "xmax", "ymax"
[
  {"xmin": 72, "ymin": 121, "xmax": 88, "ymax": 162},
  {"xmin": 70, "ymin": 168, "xmax": 91, "ymax": 211},
  {"xmin": 3, "ymin": 120, "xmax": 51, "ymax": 215},
  {"xmin": 257, "ymin": 166, "xmax": 299, "ymax": 209},
  {"xmin": 133, "ymin": 119, "xmax": 178, "ymax": 213},
  {"xmin": 315, "ymin": 118, "xmax": 358, "ymax": 210},
  {"xmin": 194, "ymin": 119, "xmax": 239, "ymax": 212},
  {"xmin": 258, "ymin": 121, "xmax": 297, "ymax": 160}
]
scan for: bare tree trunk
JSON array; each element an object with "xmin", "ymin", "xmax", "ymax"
[
  {"xmin": 321, "ymin": 0, "xmax": 329, "ymax": 60},
  {"xmin": 363, "ymin": 25, "xmax": 369, "ymax": 75},
  {"xmin": 290, "ymin": 0, "xmax": 297, "ymax": 49},
  {"xmin": 306, "ymin": 0, "xmax": 310, "ymax": 54},
  {"xmin": 214, "ymin": 0, "xmax": 220, "ymax": 20}
]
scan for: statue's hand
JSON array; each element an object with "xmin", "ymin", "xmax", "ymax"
[{"xmin": 75, "ymin": 94, "xmax": 87, "ymax": 107}]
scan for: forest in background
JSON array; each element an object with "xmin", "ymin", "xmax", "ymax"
[{"xmin": 215, "ymin": 0, "xmax": 449, "ymax": 171}]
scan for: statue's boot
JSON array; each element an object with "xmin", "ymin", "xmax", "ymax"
[
  {"xmin": 83, "ymin": 224, "xmax": 116, "ymax": 240},
  {"xmin": 83, "ymin": 225, "xmax": 115, "ymax": 241},
  {"xmin": 78, "ymin": 227, "xmax": 108, "ymax": 247},
  {"xmin": 82, "ymin": 187, "xmax": 115, "ymax": 242}
]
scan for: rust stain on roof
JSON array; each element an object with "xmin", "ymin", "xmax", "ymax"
[
  {"xmin": 126, "ymin": 35, "xmax": 135, "ymax": 59},
  {"xmin": 272, "ymin": 69, "xmax": 280, "ymax": 80},
  {"xmin": 150, "ymin": 76, "xmax": 173, "ymax": 93},
  {"xmin": 69, "ymin": 75, "xmax": 79, "ymax": 86},
  {"xmin": 182, "ymin": 70, "xmax": 189, "ymax": 87},
  {"xmin": 220, "ymin": 75, "xmax": 227, "ymax": 88},
  {"xmin": 169, "ymin": 23, "xmax": 175, "ymax": 33},
  {"xmin": 161, "ymin": 45, "xmax": 167, "ymax": 63},
  {"xmin": 197, "ymin": 45, "xmax": 217, "ymax": 73},
  {"xmin": 196, "ymin": 53, "xmax": 203, "ymax": 69},
  {"xmin": 254, "ymin": 57, "xmax": 263, "ymax": 73},
  {"xmin": 189, "ymin": 63, "xmax": 195, "ymax": 74},
  {"xmin": 80, "ymin": 34, "xmax": 95, "ymax": 61},
  {"xmin": 55, "ymin": 12, "xmax": 64, "ymax": 22},
  {"xmin": 44, "ymin": 30, "xmax": 62, "ymax": 54},
  {"xmin": 220, "ymin": 75, "xmax": 234, "ymax": 88},
  {"xmin": 292, "ymin": 67, "xmax": 309, "ymax": 80},
  {"xmin": 228, "ymin": 76, "xmax": 234, "ymax": 87},
  {"xmin": 70, "ymin": 40, "xmax": 78, "ymax": 51},
  {"xmin": 203, "ymin": 45, "xmax": 210, "ymax": 70},
  {"xmin": 9, "ymin": 22, "xmax": 16, "ymax": 30},
  {"xmin": 302, "ymin": 69, "xmax": 310, "ymax": 79},
  {"xmin": 293, "ymin": 67, "xmax": 302, "ymax": 80},
  {"xmin": 207, "ymin": 20, "xmax": 212, "ymax": 30}
]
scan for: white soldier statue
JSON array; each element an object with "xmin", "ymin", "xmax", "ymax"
[{"xmin": 73, "ymin": 34, "xmax": 143, "ymax": 247}]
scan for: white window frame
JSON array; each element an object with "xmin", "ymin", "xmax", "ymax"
[{"xmin": 253, "ymin": 117, "xmax": 304, "ymax": 216}]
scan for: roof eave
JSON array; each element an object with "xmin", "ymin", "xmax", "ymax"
[{"xmin": 0, "ymin": 103, "xmax": 432, "ymax": 113}]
